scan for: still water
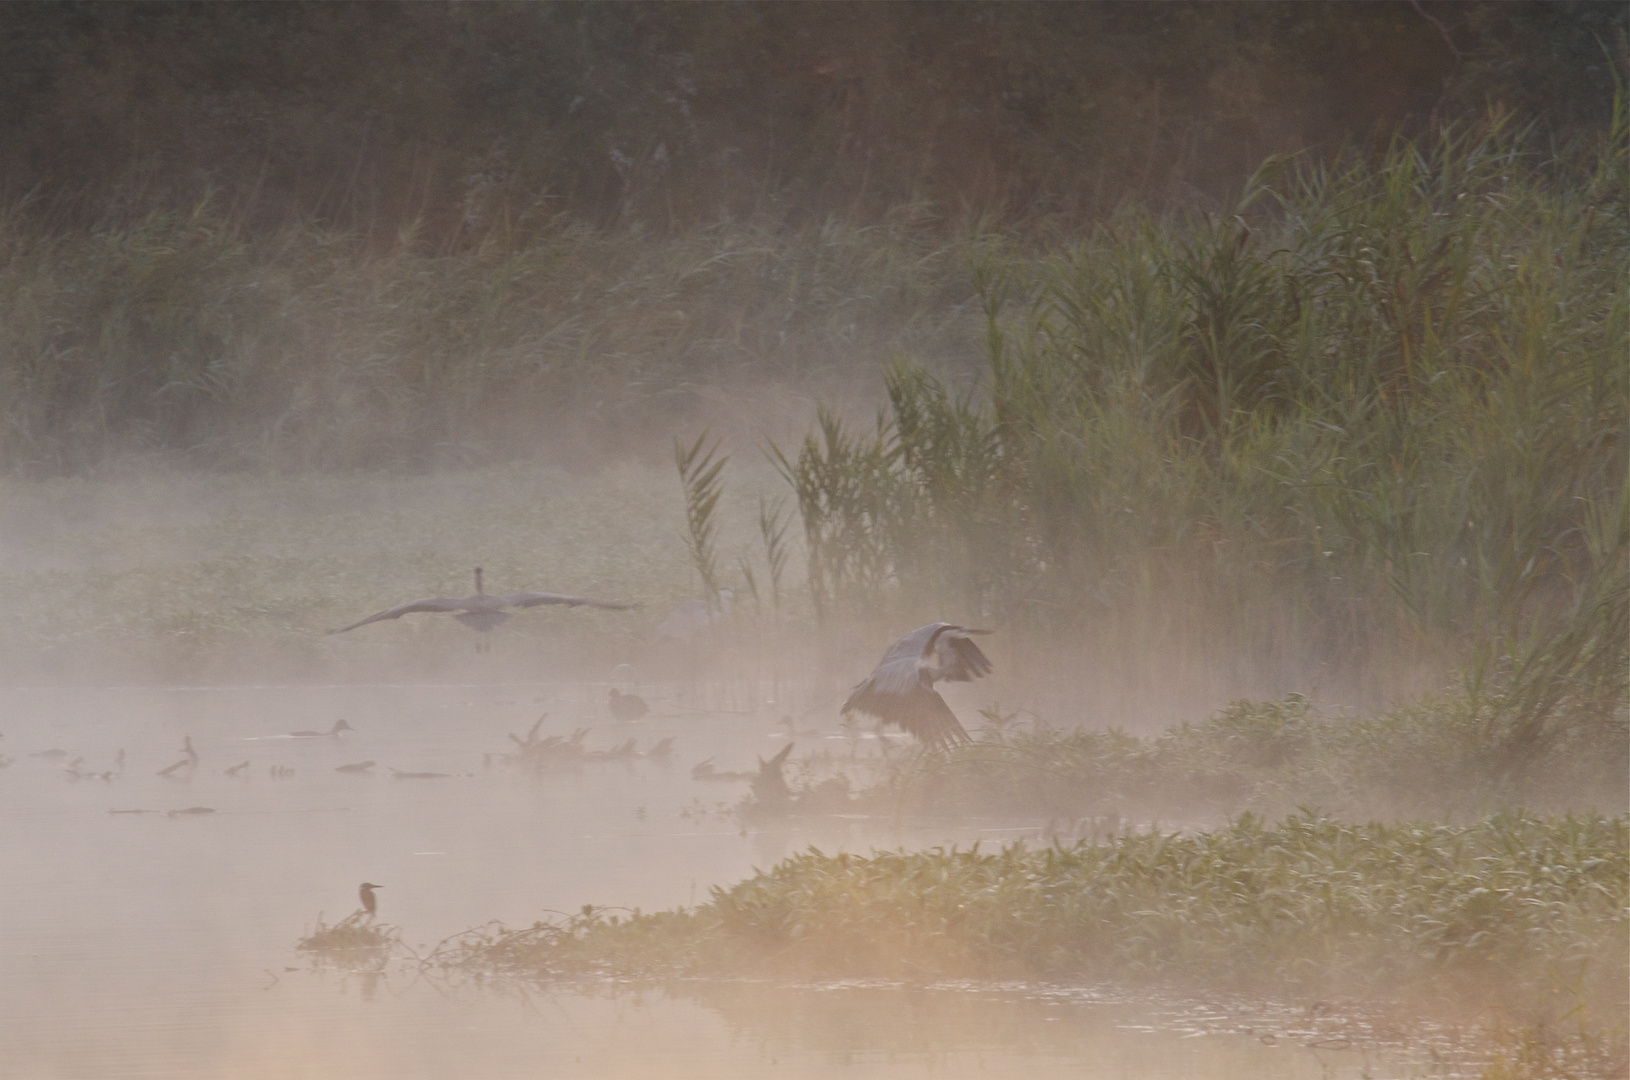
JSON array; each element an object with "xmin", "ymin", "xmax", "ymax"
[{"xmin": 2, "ymin": 682, "xmax": 1466, "ymax": 1078}]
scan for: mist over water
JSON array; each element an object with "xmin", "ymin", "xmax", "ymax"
[
  {"xmin": 0, "ymin": 9, "xmax": 1621, "ymax": 1074},
  {"xmin": 2, "ymin": 680, "xmax": 1450, "ymax": 1078}
]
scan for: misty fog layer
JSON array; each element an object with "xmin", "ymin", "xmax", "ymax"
[
  {"xmin": 1, "ymin": 6, "xmax": 1625, "ymax": 1079},
  {"xmin": 7, "ymin": 683, "xmax": 1463, "ymax": 1080}
]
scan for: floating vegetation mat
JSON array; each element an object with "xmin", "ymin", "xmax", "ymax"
[
  {"xmin": 295, "ymin": 913, "xmax": 400, "ymax": 972},
  {"xmin": 299, "ymin": 811, "xmax": 1627, "ymax": 1076},
  {"xmin": 739, "ymin": 694, "xmax": 1628, "ymax": 826},
  {"xmin": 432, "ymin": 812, "xmax": 1625, "ymax": 1000}
]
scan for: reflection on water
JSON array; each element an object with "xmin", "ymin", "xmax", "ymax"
[{"xmin": 0, "ymin": 683, "xmax": 1467, "ymax": 1078}]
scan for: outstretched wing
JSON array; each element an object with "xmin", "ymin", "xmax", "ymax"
[
  {"xmin": 329, "ymin": 597, "xmax": 471, "ymax": 634},
  {"xmin": 850, "ymin": 623, "xmax": 946, "ymax": 698},
  {"xmin": 498, "ymin": 591, "xmax": 637, "ymax": 611},
  {"xmin": 840, "ymin": 623, "xmax": 988, "ymax": 751},
  {"xmin": 844, "ymin": 684, "xmax": 970, "ymax": 751},
  {"xmin": 931, "ymin": 628, "xmax": 993, "ymax": 683}
]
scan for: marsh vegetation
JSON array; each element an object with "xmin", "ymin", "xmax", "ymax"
[
  {"xmin": 289, "ymin": 111, "xmax": 1625, "ymax": 1076},
  {"xmin": 334, "ymin": 810, "xmax": 1621, "ymax": 1078},
  {"xmin": 1, "ymin": 7, "xmax": 1623, "ymax": 1077}
]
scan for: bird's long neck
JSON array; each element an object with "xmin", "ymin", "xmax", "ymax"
[
  {"xmin": 918, "ymin": 625, "xmax": 953, "ymax": 681},
  {"xmin": 474, "ymin": 567, "xmax": 485, "ymax": 595}
]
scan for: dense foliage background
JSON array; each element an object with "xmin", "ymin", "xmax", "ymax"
[
  {"xmin": 1, "ymin": 2, "xmax": 1621, "ymax": 234},
  {"xmin": 0, "ymin": 2, "xmax": 1622, "ymax": 473}
]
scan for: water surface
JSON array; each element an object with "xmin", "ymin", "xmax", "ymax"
[{"xmin": 1, "ymin": 683, "xmax": 1468, "ymax": 1078}]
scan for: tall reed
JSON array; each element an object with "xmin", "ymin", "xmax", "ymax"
[
  {"xmin": 674, "ymin": 432, "xmax": 728, "ymax": 603},
  {"xmin": 775, "ymin": 106, "xmax": 1628, "ymax": 758}
]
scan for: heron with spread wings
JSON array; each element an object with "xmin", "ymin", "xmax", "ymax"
[
  {"xmin": 841, "ymin": 623, "xmax": 993, "ymax": 751},
  {"xmin": 330, "ymin": 567, "xmax": 635, "ymax": 636}
]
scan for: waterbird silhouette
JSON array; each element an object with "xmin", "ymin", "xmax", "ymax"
[
  {"xmin": 359, "ymin": 882, "xmax": 382, "ymax": 918},
  {"xmin": 157, "ymin": 735, "xmax": 199, "ymax": 778},
  {"xmin": 691, "ymin": 757, "xmax": 756, "ymax": 781},
  {"xmin": 841, "ymin": 623, "xmax": 993, "ymax": 751},
  {"xmin": 330, "ymin": 567, "xmax": 635, "ymax": 638},
  {"xmin": 749, "ymin": 742, "xmax": 795, "ymax": 808},
  {"xmin": 608, "ymin": 688, "xmax": 649, "ymax": 722},
  {"xmin": 290, "ymin": 719, "xmax": 352, "ymax": 738}
]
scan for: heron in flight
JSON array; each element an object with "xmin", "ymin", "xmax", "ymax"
[
  {"xmin": 842, "ymin": 623, "xmax": 992, "ymax": 751},
  {"xmin": 330, "ymin": 568, "xmax": 635, "ymax": 636}
]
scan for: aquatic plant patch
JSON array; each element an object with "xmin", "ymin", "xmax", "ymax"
[
  {"xmin": 433, "ymin": 811, "xmax": 1627, "ymax": 1022},
  {"xmin": 860, "ymin": 694, "xmax": 1629, "ymax": 823}
]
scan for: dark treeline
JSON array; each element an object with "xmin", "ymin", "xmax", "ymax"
[
  {"xmin": 0, "ymin": 2, "xmax": 1623, "ymax": 473},
  {"xmin": 1, "ymin": 2, "xmax": 1623, "ymax": 236}
]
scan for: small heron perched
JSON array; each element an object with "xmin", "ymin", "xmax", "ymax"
[
  {"xmin": 842, "ymin": 623, "xmax": 993, "ymax": 752},
  {"xmin": 331, "ymin": 568, "xmax": 636, "ymax": 637},
  {"xmin": 359, "ymin": 882, "xmax": 382, "ymax": 918}
]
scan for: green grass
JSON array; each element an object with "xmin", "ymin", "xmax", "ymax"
[
  {"xmin": 852, "ymin": 694, "xmax": 1627, "ymax": 824},
  {"xmin": 432, "ymin": 811, "xmax": 1627, "ymax": 1049}
]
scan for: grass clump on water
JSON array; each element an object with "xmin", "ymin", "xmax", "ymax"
[
  {"xmin": 295, "ymin": 912, "xmax": 398, "ymax": 970},
  {"xmin": 865, "ymin": 693, "xmax": 1628, "ymax": 824},
  {"xmin": 439, "ymin": 812, "xmax": 1626, "ymax": 1022}
]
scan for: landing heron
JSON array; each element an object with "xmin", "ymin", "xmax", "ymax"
[{"xmin": 841, "ymin": 623, "xmax": 993, "ymax": 752}]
